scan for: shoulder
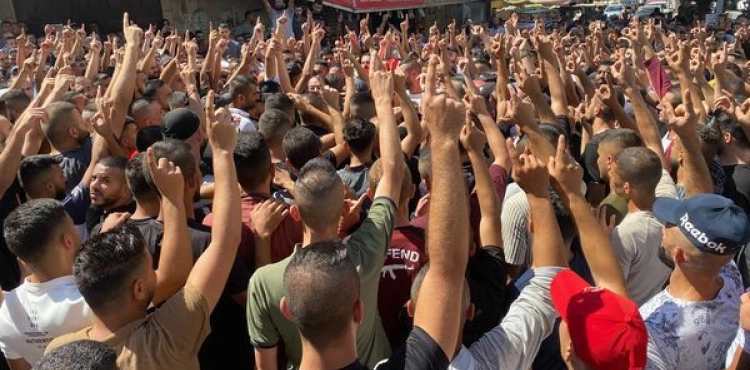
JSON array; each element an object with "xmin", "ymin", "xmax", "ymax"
[{"xmin": 45, "ymin": 328, "xmax": 91, "ymax": 355}]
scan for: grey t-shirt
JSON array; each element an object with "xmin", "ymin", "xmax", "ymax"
[
  {"xmin": 611, "ymin": 169, "xmax": 677, "ymax": 306},
  {"xmin": 338, "ymin": 164, "xmax": 371, "ymax": 198}
]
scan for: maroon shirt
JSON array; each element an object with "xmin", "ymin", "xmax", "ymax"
[
  {"xmin": 203, "ymin": 193, "xmax": 303, "ymax": 270},
  {"xmin": 377, "ymin": 225, "xmax": 427, "ymax": 350}
]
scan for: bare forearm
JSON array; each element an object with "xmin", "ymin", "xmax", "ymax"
[
  {"xmin": 153, "ymin": 198, "xmax": 191, "ymax": 305},
  {"xmin": 624, "ymin": 86, "xmax": 667, "ymax": 169},
  {"xmin": 527, "ymin": 195, "xmax": 566, "ymax": 267},
  {"xmin": 110, "ymin": 45, "xmax": 139, "ymax": 135},
  {"xmin": 468, "ymin": 150, "xmax": 502, "ymax": 247},
  {"xmin": 677, "ymin": 130, "xmax": 713, "ymax": 196},
  {"xmin": 85, "ymin": 53, "xmax": 101, "ymax": 81},
  {"xmin": 568, "ymin": 195, "xmax": 628, "ymax": 296}
]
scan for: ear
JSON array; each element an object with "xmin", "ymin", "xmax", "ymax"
[
  {"xmin": 353, "ymin": 298, "xmax": 364, "ymax": 325},
  {"xmin": 68, "ymin": 126, "xmax": 80, "ymax": 140},
  {"xmin": 465, "ymin": 303, "xmax": 476, "ymax": 321},
  {"xmin": 623, "ymin": 181, "xmax": 631, "ymax": 195},
  {"xmin": 405, "ymin": 299, "xmax": 416, "ymax": 318},
  {"xmin": 132, "ymin": 277, "xmax": 149, "ymax": 302},
  {"xmin": 61, "ymin": 231, "xmax": 77, "ymax": 252},
  {"xmin": 724, "ymin": 132, "xmax": 733, "ymax": 145},
  {"xmin": 674, "ymin": 246, "xmax": 688, "ymax": 264},
  {"xmin": 280, "ymin": 297, "xmax": 294, "ymax": 321},
  {"xmin": 290, "ymin": 204, "xmax": 301, "ymax": 222}
]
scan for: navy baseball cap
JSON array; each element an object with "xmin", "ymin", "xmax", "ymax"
[{"xmin": 653, "ymin": 194, "xmax": 750, "ymax": 255}]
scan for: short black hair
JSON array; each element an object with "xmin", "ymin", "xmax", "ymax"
[
  {"xmin": 599, "ymin": 128, "xmax": 644, "ymax": 150},
  {"xmin": 34, "ymin": 340, "xmax": 117, "ymax": 370},
  {"xmin": 142, "ymin": 79, "xmax": 166, "ymax": 101},
  {"xmin": 75, "ymin": 225, "xmax": 148, "ymax": 314},
  {"xmin": 284, "ymin": 241, "xmax": 359, "ymax": 347},
  {"xmin": 126, "ymin": 153, "xmax": 158, "ymax": 203},
  {"xmin": 283, "ymin": 127, "xmax": 322, "ymax": 170},
  {"xmin": 136, "ymin": 126, "xmax": 163, "ymax": 152},
  {"xmin": 229, "ymin": 75, "xmax": 256, "ymax": 100},
  {"xmin": 234, "ymin": 132, "xmax": 272, "ymax": 191},
  {"xmin": 169, "ymin": 90, "xmax": 189, "ymax": 110},
  {"xmin": 718, "ymin": 113, "xmax": 750, "ymax": 149},
  {"xmin": 18, "ymin": 155, "xmax": 61, "ymax": 194},
  {"xmin": 146, "ymin": 140, "xmax": 197, "ymax": 192},
  {"xmin": 613, "ymin": 147, "xmax": 662, "ymax": 192},
  {"xmin": 98, "ymin": 156, "xmax": 128, "ymax": 171},
  {"xmin": 343, "ymin": 118, "xmax": 376, "ymax": 153},
  {"xmin": 265, "ymin": 93, "xmax": 295, "ymax": 117},
  {"xmin": 259, "ymin": 109, "xmax": 292, "ymax": 146},
  {"xmin": 3, "ymin": 199, "xmax": 69, "ymax": 264}
]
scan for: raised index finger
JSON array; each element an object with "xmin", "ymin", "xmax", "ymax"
[
  {"xmin": 123, "ymin": 12, "xmax": 130, "ymax": 30},
  {"xmin": 424, "ymin": 54, "xmax": 439, "ymax": 98},
  {"xmin": 555, "ymin": 135, "xmax": 568, "ymax": 165}
]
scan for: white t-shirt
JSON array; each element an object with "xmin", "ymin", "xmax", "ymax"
[
  {"xmin": 0, "ymin": 276, "xmax": 93, "ymax": 364},
  {"xmin": 640, "ymin": 262, "xmax": 742, "ymax": 370},
  {"xmin": 229, "ymin": 107, "xmax": 258, "ymax": 133}
]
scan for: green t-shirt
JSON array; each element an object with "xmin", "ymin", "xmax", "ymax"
[
  {"xmin": 247, "ymin": 197, "xmax": 396, "ymax": 368},
  {"xmin": 599, "ymin": 192, "xmax": 628, "ymax": 226}
]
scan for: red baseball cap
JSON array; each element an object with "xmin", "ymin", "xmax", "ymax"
[{"xmin": 551, "ymin": 269, "xmax": 647, "ymax": 370}]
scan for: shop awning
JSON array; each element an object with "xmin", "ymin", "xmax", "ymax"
[{"xmin": 323, "ymin": 0, "xmax": 426, "ymax": 12}]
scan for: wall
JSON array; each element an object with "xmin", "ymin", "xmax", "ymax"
[
  {"xmin": 0, "ymin": 0, "xmax": 15, "ymax": 22},
  {"xmin": 160, "ymin": 0, "xmax": 265, "ymax": 33}
]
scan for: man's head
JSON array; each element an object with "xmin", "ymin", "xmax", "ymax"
[
  {"xmin": 74, "ymin": 76, "xmax": 96, "ymax": 100},
  {"xmin": 596, "ymin": 128, "xmax": 643, "ymax": 182},
  {"xmin": 219, "ymin": 23, "xmax": 232, "ymax": 40},
  {"xmin": 350, "ymin": 92, "xmax": 376, "ymax": 121},
  {"xmin": 142, "ymin": 79, "xmax": 171, "ymax": 110},
  {"xmin": 130, "ymin": 98, "xmax": 164, "ymax": 129},
  {"xmin": 4, "ymin": 199, "xmax": 80, "ymax": 270},
  {"xmin": 229, "ymin": 75, "xmax": 260, "ymax": 112},
  {"xmin": 119, "ymin": 119, "xmax": 138, "ymax": 153},
  {"xmin": 272, "ymin": 0, "xmax": 288, "ymax": 10},
  {"xmin": 609, "ymin": 147, "xmax": 662, "ymax": 202},
  {"xmin": 160, "ymin": 108, "xmax": 205, "ymax": 162},
  {"xmin": 126, "ymin": 153, "xmax": 159, "ymax": 206},
  {"xmin": 291, "ymin": 158, "xmax": 345, "ymax": 230},
  {"xmin": 282, "ymin": 241, "xmax": 361, "ymax": 348},
  {"xmin": 343, "ymin": 118, "xmax": 376, "ymax": 156},
  {"xmin": 654, "ymin": 194, "xmax": 750, "ymax": 272},
  {"xmin": 147, "ymin": 139, "xmax": 199, "ymax": 201},
  {"xmin": 0, "ymin": 88, "xmax": 31, "ymax": 123},
  {"xmin": 259, "ymin": 109, "xmax": 293, "ymax": 150},
  {"xmin": 90, "ymin": 156, "xmax": 132, "ymax": 210},
  {"xmin": 18, "ymin": 155, "xmax": 67, "ymax": 200},
  {"xmin": 718, "ymin": 113, "xmax": 750, "ymax": 152},
  {"xmin": 283, "ymin": 127, "xmax": 322, "ymax": 170},
  {"xmin": 43, "ymin": 102, "xmax": 89, "ymax": 151},
  {"xmin": 300, "ymin": 92, "xmax": 328, "ymax": 127},
  {"xmin": 265, "ymin": 93, "xmax": 296, "ymax": 119},
  {"xmin": 75, "ymin": 225, "xmax": 156, "ymax": 315},
  {"xmin": 234, "ymin": 132, "xmax": 273, "ymax": 193},
  {"xmin": 34, "ymin": 340, "xmax": 117, "ymax": 370}
]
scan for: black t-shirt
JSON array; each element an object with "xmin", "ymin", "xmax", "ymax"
[
  {"xmin": 86, "ymin": 201, "xmax": 137, "ymax": 233},
  {"xmin": 463, "ymin": 246, "xmax": 507, "ymax": 346},
  {"xmin": 374, "ymin": 327, "xmax": 450, "ymax": 370},
  {"xmin": 0, "ymin": 180, "xmax": 24, "ymax": 291},
  {"xmin": 127, "ymin": 217, "xmax": 253, "ymax": 369},
  {"xmin": 723, "ymin": 164, "xmax": 750, "ymax": 215}
]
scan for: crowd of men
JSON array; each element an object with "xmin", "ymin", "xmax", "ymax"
[{"xmin": 2, "ymin": 0, "xmax": 750, "ymax": 369}]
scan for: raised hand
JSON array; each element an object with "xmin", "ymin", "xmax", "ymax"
[
  {"xmin": 460, "ymin": 116, "xmax": 487, "ymax": 154},
  {"xmin": 661, "ymin": 89, "xmax": 696, "ymax": 134},
  {"xmin": 99, "ymin": 212, "xmax": 132, "ymax": 233},
  {"xmin": 205, "ymin": 90, "xmax": 237, "ymax": 152},
  {"xmin": 368, "ymin": 50, "xmax": 394, "ymax": 100},
  {"xmin": 547, "ymin": 135, "xmax": 583, "ymax": 202},
  {"xmin": 123, "ymin": 13, "xmax": 143, "ymax": 46},
  {"xmin": 508, "ymin": 141, "xmax": 550, "ymax": 199},
  {"xmin": 423, "ymin": 55, "xmax": 464, "ymax": 143},
  {"xmin": 146, "ymin": 147, "xmax": 185, "ymax": 202}
]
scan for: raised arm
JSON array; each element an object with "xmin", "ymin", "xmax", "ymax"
[
  {"xmin": 110, "ymin": 13, "xmax": 141, "ymax": 137},
  {"xmin": 612, "ymin": 54, "xmax": 668, "ymax": 170},
  {"xmin": 0, "ymin": 109, "xmax": 47, "ymax": 198},
  {"xmin": 467, "ymin": 90, "xmax": 510, "ymax": 170},
  {"xmin": 548, "ymin": 136, "xmax": 628, "ymax": 297},
  {"xmin": 412, "ymin": 54, "xmax": 469, "ymax": 358},
  {"xmin": 461, "ymin": 121, "xmax": 502, "ymax": 247},
  {"xmin": 147, "ymin": 148, "xmax": 193, "ymax": 305},
  {"xmin": 370, "ymin": 51, "xmax": 405, "ymax": 203},
  {"xmin": 185, "ymin": 92, "xmax": 241, "ymax": 311},
  {"xmin": 394, "ymin": 67, "xmax": 422, "ymax": 156},
  {"xmin": 663, "ymin": 86, "xmax": 713, "ymax": 197},
  {"xmin": 85, "ymin": 38, "xmax": 102, "ymax": 82}
]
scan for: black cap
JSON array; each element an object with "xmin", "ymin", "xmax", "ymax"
[{"xmin": 161, "ymin": 108, "xmax": 200, "ymax": 141}]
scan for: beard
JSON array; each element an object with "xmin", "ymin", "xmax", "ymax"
[
  {"xmin": 658, "ymin": 245, "xmax": 676, "ymax": 270},
  {"xmin": 54, "ymin": 186, "xmax": 67, "ymax": 201}
]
